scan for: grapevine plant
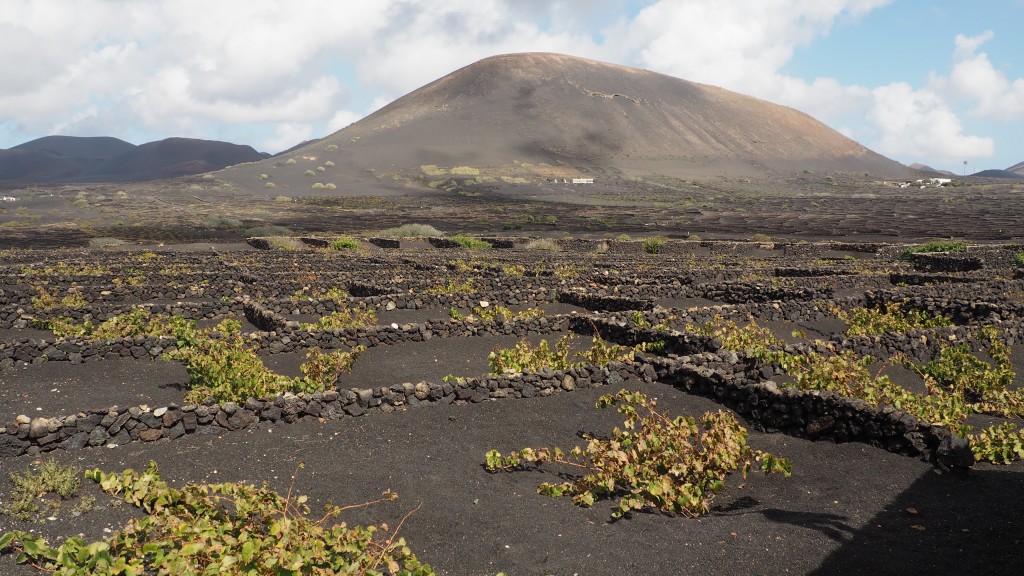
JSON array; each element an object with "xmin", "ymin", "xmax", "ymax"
[
  {"xmin": 0, "ymin": 462, "xmax": 434, "ymax": 575},
  {"xmin": 485, "ymin": 389, "xmax": 791, "ymax": 518},
  {"xmin": 164, "ymin": 319, "xmax": 364, "ymax": 404}
]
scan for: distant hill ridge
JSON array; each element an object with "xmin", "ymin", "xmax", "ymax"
[{"xmin": 0, "ymin": 135, "xmax": 265, "ymax": 183}]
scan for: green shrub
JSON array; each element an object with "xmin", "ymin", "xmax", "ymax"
[
  {"xmin": 0, "ymin": 462, "xmax": 434, "ymax": 575},
  {"xmin": 330, "ymin": 236, "xmax": 360, "ymax": 250},
  {"xmin": 642, "ymin": 237, "xmax": 667, "ymax": 254},
  {"xmin": 263, "ymin": 182, "xmax": 277, "ymax": 188},
  {"xmin": 376, "ymin": 223, "xmax": 444, "ymax": 238},
  {"xmin": 1014, "ymin": 251, "xmax": 1024, "ymax": 269},
  {"xmin": 312, "ymin": 182, "xmax": 326, "ymax": 189},
  {"xmin": 902, "ymin": 240, "xmax": 967, "ymax": 259},
  {"xmin": 304, "ymin": 170, "xmax": 316, "ymax": 177},
  {"xmin": 325, "ymin": 144, "xmax": 338, "ymax": 152},
  {"xmin": 485, "ymin": 389, "xmax": 791, "ymax": 518},
  {"xmin": 450, "ymin": 235, "xmax": 492, "ymax": 250},
  {"xmin": 0, "ymin": 459, "xmax": 88, "ymax": 521},
  {"xmin": 204, "ymin": 214, "xmax": 243, "ymax": 229}
]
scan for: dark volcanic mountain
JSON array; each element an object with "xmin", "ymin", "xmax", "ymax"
[
  {"xmin": 909, "ymin": 163, "xmax": 955, "ymax": 176},
  {"xmin": 972, "ymin": 168, "xmax": 1024, "ymax": 179},
  {"xmin": 0, "ymin": 135, "xmax": 264, "ymax": 183},
  {"xmin": 221, "ymin": 52, "xmax": 912, "ymax": 193}
]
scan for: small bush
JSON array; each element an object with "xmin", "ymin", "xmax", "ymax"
[
  {"xmin": 304, "ymin": 170, "xmax": 316, "ymax": 177},
  {"xmin": 450, "ymin": 166, "xmax": 480, "ymax": 176},
  {"xmin": 642, "ymin": 237, "xmax": 667, "ymax": 254},
  {"xmin": 450, "ymin": 235, "xmax": 492, "ymax": 250},
  {"xmin": 0, "ymin": 459, "xmax": 87, "ymax": 520},
  {"xmin": 204, "ymin": 214, "xmax": 243, "ymax": 229},
  {"xmin": 324, "ymin": 160, "xmax": 335, "ymax": 167},
  {"xmin": 263, "ymin": 181, "xmax": 277, "ymax": 188},
  {"xmin": 376, "ymin": 223, "xmax": 444, "ymax": 238},
  {"xmin": 324, "ymin": 183, "xmax": 337, "ymax": 190},
  {"xmin": 525, "ymin": 238, "xmax": 560, "ymax": 251},
  {"xmin": 312, "ymin": 182, "xmax": 326, "ymax": 189},
  {"xmin": 317, "ymin": 166, "xmax": 326, "ymax": 172},
  {"xmin": 750, "ymin": 233, "xmax": 772, "ymax": 242},
  {"xmin": 258, "ymin": 173, "xmax": 269, "ymax": 180},
  {"xmin": 331, "ymin": 236, "xmax": 360, "ymax": 250},
  {"xmin": 285, "ymin": 158, "xmax": 298, "ymax": 165},
  {"xmin": 1014, "ymin": 251, "xmax": 1024, "ymax": 269},
  {"xmin": 325, "ymin": 143, "xmax": 338, "ymax": 152},
  {"xmin": 902, "ymin": 240, "xmax": 967, "ymax": 259},
  {"xmin": 87, "ymin": 237, "xmax": 125, "ymax": 248}
]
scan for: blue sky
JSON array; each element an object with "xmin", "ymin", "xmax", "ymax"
[{"xmin": 1, "ymin": 1, "xmax": 1021, "ymax": 173}]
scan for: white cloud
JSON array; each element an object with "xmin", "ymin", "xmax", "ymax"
[
  {"xmin": 866, "ymin": 82, "xmax": 993, "ymax": 162},
  {"xmin": 262, "ymin": 123, "xmax": 314, "ymax": 153},
  {"xmin": 610, "ymin": 0, "xmax": 889, "ymax": 123},
  {"xmin": 0, "ymin": 0, "xmax": 1015, "ymax": 166},
  {"xmin": 326, "ymin": 110, "xmax": 362, "ymax": 133},
  {"xmin": 940, "ymin": 32, "xmax": 1024, "ymax": 120}
]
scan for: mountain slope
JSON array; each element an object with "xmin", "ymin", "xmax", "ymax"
[
  {"xmin": 0, "ymin": 136, "xmax": 264, "ymax": 183},
  {"xmin": 1007, "ymin": 161, "xmax": 1024, "ymax": 176},
  {"xmin": 221, "ymin": 52, "xmax": 911, "ymax": 193}
]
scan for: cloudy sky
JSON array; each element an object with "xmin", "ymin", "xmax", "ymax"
[{"xmin": 2, "ymin": 0, "xmax": 1022, "ymax": 173}]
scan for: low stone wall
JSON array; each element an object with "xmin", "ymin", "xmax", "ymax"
[
  {"xmin": 0, "ymin": 360, "xmax": 649, "ymax": 458},
  {"xmin": 652, "ymin": 355, "xmax": 972, "ymax": 468}
]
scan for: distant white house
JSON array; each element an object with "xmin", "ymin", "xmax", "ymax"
[
  {"xmin": 571, "ymin": 178, "xmax": 595, "ymax": 184},
  {"xmin": 1, "ymin": 196, "xmax": 16, "ymax": 202}
]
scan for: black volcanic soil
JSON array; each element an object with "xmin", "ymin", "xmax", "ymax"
[
  {"xmin": 1, "ymin": 374, "xmax": 1022, "ymax": 576},
  {"xmin": 3, "ymin": 241, "xmax": 1024, "ymax": 575}
]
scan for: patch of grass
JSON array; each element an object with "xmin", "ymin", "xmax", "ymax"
[
  {"xmin": 450, "ymin": 166, "xmax": 480, "ymax": 176},
  {"xmin": 0, "ymin": 459, "xmax": 87, "ymax": 521},
  {"xmin": 377, "ymin": 223, "xmax": 444, "ymax": 238}
]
